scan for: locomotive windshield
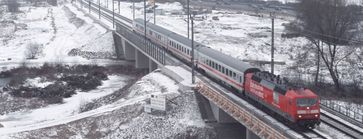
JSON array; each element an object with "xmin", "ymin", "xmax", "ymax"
[{"xmin": 297, "ymin": 98, "xmax": 318, "ymax": 107}]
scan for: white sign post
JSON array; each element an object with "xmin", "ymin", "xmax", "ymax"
[{"xmin": 150, "ymin": 95, "xmax": 166, "ymax": 111}]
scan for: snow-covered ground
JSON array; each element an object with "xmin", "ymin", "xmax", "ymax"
[
  {"xmin": 89, "ymin": 0, "xmax": 362, "ymax": 86},
  {"xmin": 23, "ymin": 77, "xmax": 54, "ymax": 88},
  {"xmin": 0, "ymin": 3, "xmax": 115, "ymax": 65},
  {"xmin": 93, "ymin": 0, "xmax": 300, "ymax": 65},
  {"xmin": 262, "ymin": 0, "xmax": 362, "ymax": 5},
  {"xmin": 321, "ymin": 99, "xmax": 363, "ymax": 122},
  {"xmin": 0, "ymin": 75, "xmax": 130, "ymax": 132},
  {"xmin": 1, "ymin": 71, "xmax": 211, "ymax": 138}
]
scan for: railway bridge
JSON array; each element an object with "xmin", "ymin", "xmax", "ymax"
[{"xmin": 75, "ymin": 0, "xmax": 363, "ymax": 139}]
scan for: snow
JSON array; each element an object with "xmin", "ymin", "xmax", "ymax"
[
  {"xmin": 321, "ymin": 99, "xmax": 363, "ymax": 123},
  {"xmin": 0, "ymin": 71, "xmax": 207, "ymax": 138},
  {"xmin": 0, "ymin": 75, "xmax": 130, "ymax": 136},
  {"xmin": 84, "ymin": 0, "xmax": 362, "ymax": 86},
  {"xmin": 104, "ymin": 71, "xmax": 206, "ymax": 138},
  {"xmin": 0, "ymin": 7, "xmax": 53, "ymax": 61},
  {"xmin": 77, "ymin": 32, "xmax": 114, "ymax": 53},
  {"xmin": 41, "ymin": 5, "xmax": 105, "ymax": 62},
  {"xmin": 262, "ymin": 0, "xmax": 362, "ymax": 5},
  {"xmin": 0, "ymin": 1, "xmax": 205, "ymax": 138},
  {"xmin": 86, "ymin": 0, "xmax": 301, "ymax": 74},
  {"xmin": 156, "ymin": 2, "xmax": 184, "ymax": 11},
  {"xmin": 316, "ymin": 123, "xmax": 354, "ymax": 139},
  {"xmin": 24, "ymin": 77, "xmax": 54, "ymax": 88},
  {"xmin": 0, "ymin": 3, "xmax": 115, "ymax": 66},
  {"xmin": 126, "ymin": 71, "xmax": 180, "ymax": 98},
  {"xmin": 321, "ymin": 109, "xmax": 363, "ymax": 132},
  {"xmin": 0, "ymin": 75, "xmax": 129, "ymax": 131},
  {"xmin": 164, "ymin": 65, "xmax": 197, "ymax": 87}
]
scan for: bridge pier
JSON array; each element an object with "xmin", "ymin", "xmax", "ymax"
[
  {"xmin": 135, "ymin": 49, "xmax": 148, "ymax": 69},
  {"xmin": 208, "ymin": 97, "xmax": 260, "ymax": 139},
  {"xmin": 209, "ymin": 101, "xmax": 237, "ymax": 123},
  {"xmin": 113, "ymin": 32, "xmax": 124, "ymax": 59},
  {"xmin": 123, "ymin": 39, "xmax": 136, "ymax": 61},
  {"xmin": 246, "ymin": 129, "xmax": 259, "ymax": 139},
  {"xmin": 149, "ymin": 59, "xmax": 158, "ymax": 72}
]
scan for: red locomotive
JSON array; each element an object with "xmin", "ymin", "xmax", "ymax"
[{"xmin": 244, "ymin": 71, "xmax": 320, "ymax": 128}]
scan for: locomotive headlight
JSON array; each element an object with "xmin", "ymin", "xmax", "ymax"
[
  {"xmin": 315, "ymin": 114, "xmax": 318, "ymax": 117},
  {"xmin": 298, "ymin": 115, "xmax": 302, "ymax": 118},
  {"xmin": 307, "ymin": 107, "xmax": 310, "ymax": 110}
]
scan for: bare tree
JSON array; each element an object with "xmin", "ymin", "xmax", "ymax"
[
  {"xmin": 25, "ymin": 42, "xmax": 42, "ymax": 59},
  {"xmin": 296, "ymin": 0, "xmax": 361, "ymax": 89}
]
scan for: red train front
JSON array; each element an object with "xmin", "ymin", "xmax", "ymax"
[{"xmin": 244, "ymin": 71, "xmax": 320, "ymax": 128}]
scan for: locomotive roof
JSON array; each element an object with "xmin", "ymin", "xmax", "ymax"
[{"xmin": 134, "ymin": 18, "xmax": 259, "ymax": 73}]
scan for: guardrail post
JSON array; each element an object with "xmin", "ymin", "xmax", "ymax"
[
  {"xmin": 346, "ymin": 108, "xmax": 349, "ymax": 116},
  {"xmin": 163, "ymin": 49, "xmax": 165, "ymax": 65},
  {"xmin": 112, "ymin": 0, "xmax": 115, "ymax": 28},
  {"xmin": 98, "ymin": 0, "xmax": 101, "ymax": 19}
]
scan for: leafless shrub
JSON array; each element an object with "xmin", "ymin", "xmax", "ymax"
[{"xmin": 24, "ymin": 42, "xmax": 42, "ymax": 59}]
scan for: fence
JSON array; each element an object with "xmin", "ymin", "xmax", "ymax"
[
  {"xmin": 321, "ymin": 100, "xmax": 363, "ymax": 124},
  {"xmin": 115, "ymin": 22, "xmax": 166, "ymax": 65}
]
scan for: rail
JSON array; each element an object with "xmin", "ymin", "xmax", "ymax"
[
  {"xmin": 115, "ymin": 23, "xmax": 166, "ymax": 65},
  {"xmin": 78, "ymin": 0, "xmax": 166, "ymax": 65},
  {"xmin": 321, "ymin": 100, "xmax": 363, "ymax": 125}
]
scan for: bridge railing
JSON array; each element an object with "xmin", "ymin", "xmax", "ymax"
[
  {"xmin": 321, "ymin": 100, "xmax": 363, "ymax": 124},
  {"xmin": 115, "ymin": 23, "xmax": 166, "ymax": 65},
  {"xmin": 195, "ymin": 81, "xmax": 290, "ymax": 139},
  {"xmin": 77, "ymin": 0, "xmax": 166, "ymax": 65}
]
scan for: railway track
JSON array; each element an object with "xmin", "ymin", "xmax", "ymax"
[
  {"xmin": 300, "ymin": 129, "xmax": 330, "ymax": 139},
  {"xmin": 75, "ymin": 1, "xmax": 363, "ymax": 138},
  {"xmin": 320, "ymin": 112, "xmax": 363, "ymax": 139},
  {"xmin": 81, "ymin": 0, "xmax": 132, "ymax": 24}
]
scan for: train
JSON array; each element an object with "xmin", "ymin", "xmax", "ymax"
[{"xmin": 132, "ymin": 18, "xmax": 321, "ymax": 128}]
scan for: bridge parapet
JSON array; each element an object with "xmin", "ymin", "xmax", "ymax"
[
  {"xmin": 195, "ymin": 81, "xmax": 289, "ymax": 139},
  {"xmin": 115, "ymin": 22, "xmax": 166, "ymax": 65}
]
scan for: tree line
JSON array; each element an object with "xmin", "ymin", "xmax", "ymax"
[{"xmin": 294, "ymin": 0, "xmax": 362, "ymax": 90}]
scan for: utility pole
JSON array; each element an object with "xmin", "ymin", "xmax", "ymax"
[
  {"xmin": 153, "ymin": 0, "xmax": 156, "ymax": 24},
  {"xmin": 112, "ymin": 0, "xmax": 115, "ymax": 28},
  {"xmin": 191, "ymin": 12, "xmax": 195, "ymax": 84},
  {"xmin": 144, "ymin": 0, "xmax": 147, "ymax": 41},
  {"xmin": 270, "ymin": 12, "xmax": 275, "ymax": 74},
  {"xmin": 98, "ymin": 0, "xmax": 101, "ymax": 19},
  {"xmin": 118, "ymin": 0, "xmax": 120, "ymax": 14},
  {"xmin": 187, "ymin": 0, "xmax": 190, "ymax": 39},
  {"xmin": 133, "ymin": 0, "xmax": 135, "ymax": 20}
]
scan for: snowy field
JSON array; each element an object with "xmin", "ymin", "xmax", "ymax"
[
  {"xmin": 0, "ymin": 0, "xmax": 361, "ymax": 138},
  {"xmin": 89, "ymin": 0, "xmax": 362, "ymax": 86},
  {"xmin": 0, "ymin": 2, "xmax": 115, "ymax": 65},
  {"xmin": 0, "ymin": 75, "xmax": 130, "ymax": 133},
  {"xmin": 1, "ymin": 71, "xmax": 211, "ymax": 138},
  {"xmin": 263, "ymin": 0, "xmax": 362, "ymax": 5}
]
